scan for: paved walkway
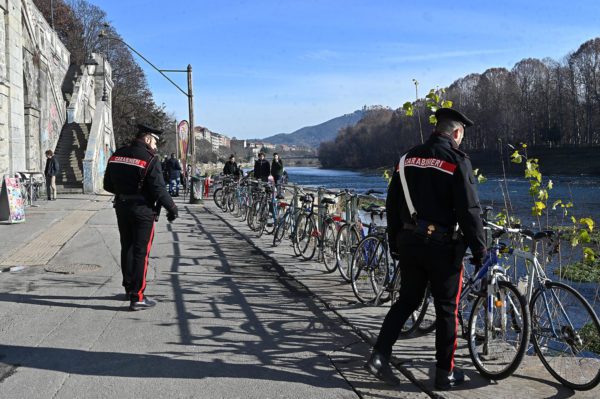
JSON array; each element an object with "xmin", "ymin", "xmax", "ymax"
[{"xmin": 0, "ymin": 194, "xmax": 598, "ymax": 398}]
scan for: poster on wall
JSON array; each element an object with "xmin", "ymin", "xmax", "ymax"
[
  {"xmin": 0, "ymin": 176, "xmax": 26, "ymax": 223},
  {"xmin": 177, "ymin": 120, "xmax": 189, "ymax": 168}
]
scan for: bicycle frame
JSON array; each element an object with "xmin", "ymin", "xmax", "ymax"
[{"xmin": 486, "ymin": 221, "xmax": 581, "ymax": 350}]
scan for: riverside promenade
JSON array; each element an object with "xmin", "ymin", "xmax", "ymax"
[{"xmin": 0, "ymin": 194, "xmax": 598, "ymax": 399}]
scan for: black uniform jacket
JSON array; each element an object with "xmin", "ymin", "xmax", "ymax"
[
  {"xmin": 253, "ymin": 159, "xmax": 271, "ymax": 180},
  {"xmin": 103, "ymin": 140, "xmax": 176, "ymax": 213},
  {"xmin": 386, "ymin": 132, "xmax": 487, "ymax": 260}
]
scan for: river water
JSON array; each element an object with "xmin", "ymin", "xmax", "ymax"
[{"xmin": 286, "ymin": 166, "xmax": 600, "ymax": 223}]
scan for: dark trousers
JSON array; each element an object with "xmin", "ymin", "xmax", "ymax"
[
  {"xmin": 115, "ymin": 202, "xmax": 155, "ymax": 302},
  {"xmin": 374, "ymin": 232, "xmax": 464, "ymax": 372}
]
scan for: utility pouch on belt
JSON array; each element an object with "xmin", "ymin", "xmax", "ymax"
[
  {"xmin": 414, "ymin": 219, "xmax": 452, "ymax": 244},
  {"xmin": 399, "ymin": 154, "xmax": 460, "ymax": 245}
]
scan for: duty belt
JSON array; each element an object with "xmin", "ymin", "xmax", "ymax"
[
  {"xmin": 117, "ymin": 194, "xmax": 146, "ymax": 201},
  {"xmin": 403, "ymin": 220, "xmax": 460, "ymax": 243}
]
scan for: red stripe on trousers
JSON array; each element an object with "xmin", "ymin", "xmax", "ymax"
[
  {"xmin": 138, "ymin": 223, "xmax": 155, "ymax": 302},
  {"xmin": 450, "ymin": 266, "xmax": 464, "ymax": 371}
]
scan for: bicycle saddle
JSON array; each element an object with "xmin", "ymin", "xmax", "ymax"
[{"xmin": 362, "ymin": 205, "xmax": 386, "ymax": 215}]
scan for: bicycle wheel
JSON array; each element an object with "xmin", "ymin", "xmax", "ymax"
[
  {"xmin": 297, "ymin": 214, "xmax": 317, "ymax": 260},
  {"xmin": 273, "ymin": 211, "xmax": 291, "ymax": 247},
  {"xmin": 291, "ymin": 219, "xmax": 302, "ymax": 257},
  {"xmin": 264, "ymin": 205, "xmax": 277, "ymax": 235},
  {"xmin": 468, "ymin": 280, "xmax": 530, "ymax": 380},
  {"xmin": 531, "ymin": 281, "xmax": 600, "ymax": 390},
  {"xmin": 350, "ymin": 236, "xmax": 389, "ymax": 304},
  {"xmin": 322, "ymin": 219, "xmax": 338, "ymax": 273},
  {"xmin": 247, "ymin": 201, "xmax": 260, "ymax": 231},
  {"xmin": 232, "ymin": 195, "xmax": 242, "ymax": 217},
  {"xmin": 221, "ymin": 188, "xmax": 230, "ymax": 212},
  {"xmin": 336, "ymin": 223, "xmax": 360, "ymax": 282},
  {"xmin": 389, "ymin": 267, "xmax": 428, "ymax": 336},
  {"xmin": 417, "ymin": 289, "xmax": 436, "ymax": 334},
  {"xmin": 227, "ymin": 192, "xmax": 237, "ymax": 213},
  {"xmin": 213, "ymin": 188, "xmax": 224, "ymax": 209},
  {"xmin": 256, "ymin": 202, "xmax": 269, "ymax": 238}
]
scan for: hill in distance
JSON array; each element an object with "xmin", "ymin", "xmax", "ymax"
[{"xmin": 260, "ymin": 109, "xmax": 366, "ymax": 148}]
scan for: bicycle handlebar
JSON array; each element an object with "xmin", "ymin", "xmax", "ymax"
[{"xmin": 484, "ymin": 219, "xmax": 557, "ymax": 242}]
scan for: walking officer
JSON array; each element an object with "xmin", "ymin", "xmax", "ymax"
[
  {"xmin": 103, "ymin": 123, "xmax": 178, "ymax": 311},
  {"xmin": 365, "ymin": 108, "xmax": 487, "ymax": 390}
]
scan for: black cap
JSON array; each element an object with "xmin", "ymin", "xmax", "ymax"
[
  {"xmin": 434, "ymin": 108, "xmax": 473, "ymax": 127},
  {"xmin": 136, "ymin": 123, "xmax": 163, "ymax": 140}
]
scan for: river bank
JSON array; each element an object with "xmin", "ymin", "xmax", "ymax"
[{"xmin": 317, "ymin": 146, "xmax": 600, "ymax": 176}]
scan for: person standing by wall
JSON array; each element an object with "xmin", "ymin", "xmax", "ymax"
[{"xmin": 44, "ymin": 150, "xmax": 60, "ymax": 201}]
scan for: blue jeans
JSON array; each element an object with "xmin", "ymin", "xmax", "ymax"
[{"xmin": 169, "ymin": 177, "xmax": 180, "ymax": 196}]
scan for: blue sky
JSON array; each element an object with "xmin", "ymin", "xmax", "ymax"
[{"xmin": 97, "ymin": 0, "xmax": 600, "ymax": 139}]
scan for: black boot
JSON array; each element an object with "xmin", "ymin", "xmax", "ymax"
[
  {"xmin": 435, "ymin": 367, "xmax": 465, "ymax": 390},
  {"xmin": 364, "ymin": 351, "xmax": 400, "ymax": 386}
]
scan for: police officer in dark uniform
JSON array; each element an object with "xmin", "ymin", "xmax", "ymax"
[
  {"xmin": 365, "ymin": 108, "xmax": 487, "ymax": 390},
  {"xmin": 103, "ymin": 124, "xmax": 178, "ymax": 311}
]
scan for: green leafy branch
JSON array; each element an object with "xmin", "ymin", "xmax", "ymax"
[
  {"xmin": 510, "ymin": 143, "xmax": 597, "ymax": 264},
  {"xmin": 402, "ymin": 85, "xmax": 452, "ymax": 124}
]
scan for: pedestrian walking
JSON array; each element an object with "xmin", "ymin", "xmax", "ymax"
[
  {"xmin": 364, "ymin": 108, "xmax": 487, "ymax": 390},
  {"xmin": 44, "ymin": 150, "xmax": 60, "ymax": 201},
  {"xmin": 166, "ymin": 153, "xmax": 182, "ymax": 196},
  {"xmin": 253, "ymin": 152, "xmax": 270, "ymax": 182},
  {"xmin": 103, "ymin": 123, "xmax": 178, "ymax": 311}
]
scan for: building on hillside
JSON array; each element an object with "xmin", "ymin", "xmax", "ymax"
[
  {"xmin": 230, "ymin": 138, "xmax": 247, "ymax": 149},
  {"xmin": 247, "ymin": 141, "xmax": 276, "ymax": 151},
  {"xmin": 194, "ymin": 126, "xmax": 230, "ymax": 151},
  {"xmin": 212, "ymin": 133, "xmax": 230, "ymax": 150},
  {"xmin": 194, "ymin": 126, "xmax": 211, "ymax": 141}
]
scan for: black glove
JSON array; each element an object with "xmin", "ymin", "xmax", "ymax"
[
  {"xmin": 470, "ymin": 248, "xmax": 487, "ymax": 267},
  {"xmin": 167, "ymin": 207, "xmax": 178, "ymax": 222}
]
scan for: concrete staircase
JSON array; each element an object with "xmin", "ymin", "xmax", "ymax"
[{"xmin": 55, "ymin": 123, "xmax": 91, "ymax": 193}]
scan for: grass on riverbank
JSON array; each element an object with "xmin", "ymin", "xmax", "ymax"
[
  {"xmin": 556, "ymin": 259, "xmax": 600, "ymax": 283},
  {"xmin": 581, "ymin": 322, "xmax": 600, "ymax": 354}
]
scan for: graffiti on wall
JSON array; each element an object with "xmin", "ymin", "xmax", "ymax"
[
  {"xmin": 94, "ymin": 132, "xmax": 114, "ymax": 190},
  {"xmin": 41, "ymin": 104, "xmax": 60, "ymax": 151}
]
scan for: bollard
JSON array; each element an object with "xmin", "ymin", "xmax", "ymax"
[{"xmin": 189, "ymin": 176, "xmax": 202, "ymax": 204}]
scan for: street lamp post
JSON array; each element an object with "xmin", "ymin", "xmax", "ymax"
[{"xmin": 98, "ymin": 30, "xmax": 199, "ymax": 204}]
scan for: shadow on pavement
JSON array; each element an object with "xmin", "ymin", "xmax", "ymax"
[{"xmin": 0, "ymin": 344, "xmax": 344, "ymax": 386}]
